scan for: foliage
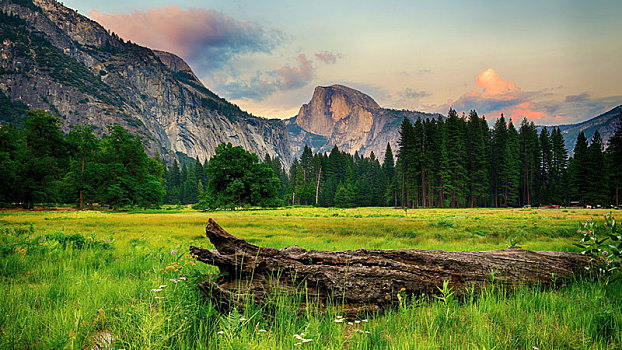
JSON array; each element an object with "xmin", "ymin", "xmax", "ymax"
[
  {"xmin": 575, "ymin": 212, "xmax": 621, "ymax": 281},
  {"xmin": 0, "ymin": 111, "xmax": 164, "ymax": 208},
  {"xmin": 0, "ymin": 208, "xmax": 621, "ymax": 349},
  {"xmin": 195, "ymin": 143, "xmax": 282, "ymax": 210}
]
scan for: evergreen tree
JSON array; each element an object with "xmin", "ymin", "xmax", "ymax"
[
  {"xmin": 550, "ymin": 127, "xmax": 569, "ymax": 205},
  {"xmin": 445, "ymin": 109, "xmax": 467, "ymax": 207},
  {"xmin": 518, "ymin": 119, "xmax": 539, "ymax": 206},
  {"xmin": 587, "ymin": 131, "xmax": 607, "ymax": 205},
  {"xmin": 570, "ymin": 131, "xmax": 590, "ymax": 205},
  {"xmin": 382, "ymin": 143, "xmax": 398, "ymax": 207},
  {"xmin": 467, "ymin": 111, "xmax": 489, "ymax": 207},
  {"xmin": 607, "ymin": 116, "xmax": 622, "ymax": 206}
]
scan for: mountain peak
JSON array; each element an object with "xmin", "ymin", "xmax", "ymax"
[
  {"xmin": 295, "ymin": 84, "xmax": 379, "ymax": 137},
  {"xmin": 313, "ymin": 84, "xmax": 380, "ymax": 110}
]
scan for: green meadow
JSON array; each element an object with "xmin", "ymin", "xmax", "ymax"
[{"xmin": 1, "ymin": 207, "xmax": 620, "ymax": 349}]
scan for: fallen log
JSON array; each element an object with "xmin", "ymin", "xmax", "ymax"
[{"xmin": 190, "ymin": 219, "xmax": 588, "ymax": 314}]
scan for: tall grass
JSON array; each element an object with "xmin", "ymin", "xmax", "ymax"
[{"xmin": 0, "ymin": 208, "xmax": 620, "ymax": 349}]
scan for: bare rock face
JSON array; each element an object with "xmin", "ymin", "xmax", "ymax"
[
  {"xmin": 296, "ymin": 85, "xmax": 379, "ymax": 137},
  {"xmin": 291, "ymin": 85, "xmax": 441, "ymax": 160},
  {"xmin": 0, "ymin": 0, "xmax": 293, "ymax": 166}
]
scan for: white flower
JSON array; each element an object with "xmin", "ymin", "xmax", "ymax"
[
  {"xmin": 354, "ymin": 320, "xmax": 360, "ymax": 323},
  {"xmin": 302, "ymin": 339, "xmax": 313, "ymax": 343},
  {"xmin": 258, "ymin": 329, "xmax": 267, "ymax": 333},
  {"xmin": 294, "ymin": 334, "xmax": 303, "ymax": 340},
  {"xmin": 151, "ymin": 288, "xmax": 163, "ymax": 292},
  {"xmin": 348, "ymin": 322, "xmax": 353, "ymax": 325},
  {"xmin": 179, "ymin": 277, "xmax": 187, "ymax": 280},
  {"xmin": 362, "ymin": 319, "xmax": 368, "ymax": 322},
  {"xmin": 216, "ymin": 331, "xmax": 224, "ymax": 335},
  {"xmin": 169, "ymin": 279, "xmax": 179, "ymax": 284},
  {"xmin": 154, "ymin": 296, "xmax": 164, "ymax": 300},
  {"xmin": 294, "ymin": 342, "xmax": 302, "ymax": 346},
  {"xmin": 159, "ymin": 285, "xmax": 167, "ymax": 289},
  {"xmin": 239, "ymin": 317, "xmax": 247, "ymax": 321}
]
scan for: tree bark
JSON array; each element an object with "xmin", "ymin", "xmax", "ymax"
[{"xmin": 191, "ymin": 219, "xmax": 588, "ymax": 314}]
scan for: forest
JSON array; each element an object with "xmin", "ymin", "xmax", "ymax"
[
  {"xmin": 1, "ymin": 109, "xmax": 621, "ymax": 209},
  {"xmin": 165, "ymin": 109, "xmax": 622, "ymax": 209}
]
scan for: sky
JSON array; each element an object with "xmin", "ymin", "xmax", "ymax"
[{"xmin": 65, "ymin": 0, "xmax": 622, "ymax": 124}]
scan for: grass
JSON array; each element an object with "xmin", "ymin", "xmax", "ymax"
[{"xmin": 0, "ymin": 207, "xmax": 620, "ymax": 349}]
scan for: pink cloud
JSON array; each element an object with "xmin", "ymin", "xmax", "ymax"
[
  {"xmin": 89, "ymin": 6, "xmax": 279, "ymax": 71},
  {"xmin": 445, "ymin": 68, "xmax": 553, "ymax": 123},
  {"xmin": 275, "ymin": 54, "xmax": 314, "ymax": 90},
  {"xmin": 475, "ymin": 68, "xmax": 520, "ymax": 98},
  {"xmin": 314, "ymin": 51, "xmax": 341, "ymax": 64}
]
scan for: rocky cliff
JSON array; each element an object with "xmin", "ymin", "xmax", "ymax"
[
  {"xmin": 0, "ymin": 0, "xmax": 293, "ymax": 165},
  {"xmin": 553, "ymin": 105, "xmax": 622, "ymax": 154},
  {"xmin": 287, "ymin": 85, "xmax": 442, "ymax": 159}
]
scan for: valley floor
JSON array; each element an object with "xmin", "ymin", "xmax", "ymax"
[{"xmin": 0, "ymin": 207, "xmax": 620, "ymax": 349}]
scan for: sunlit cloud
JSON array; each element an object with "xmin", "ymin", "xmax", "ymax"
[
  {"xmin": 89, "ymin": 6, "xmax": 281, "ymax": 72},
  {"xmin": 441, "ymin": 68, "xmax": 620, "ymax": 125}
]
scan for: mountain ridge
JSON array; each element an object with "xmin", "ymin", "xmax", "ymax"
[
  {"xmin": 0, "ymin": 0, "xmax": 293, "ymax": 165},
  {"xmin": 1, "ymin": 0, "xmax": 620, "ymax": 166}
]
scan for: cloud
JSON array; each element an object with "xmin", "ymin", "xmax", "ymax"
[
  {"xmin": 314, "ymin": 51, "xmax": 341, "ymax": 64},
  {"xmin": 89, "ymin": 6, "xmax": 281, "ymax": 72},
  {"xmin": 402, "ymin": 88, "xmax": 431, "ymax": 99},
  {"xmin": 475, "ymin": 68, "xmax": 519, "ymax": 98},
  {"xmin": 276, "ymin": 54, "xmax": 314, "ymax": 89},
  {"xmin": 443, "ymin": 68, "xmax": 622, "ymax": 125},
  {"xmin": 565, "ymin": 92, "xmax": 590, "ymax": 103},
  {"xmin": 220, "ymin": 54, "xmax": 315, "ymax": 101}
]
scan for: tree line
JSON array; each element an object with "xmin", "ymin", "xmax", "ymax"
[
  {"xmin": 280, "ymin": 110, "xmax": 622, "ymax": 208},
  {"xmin": 0, "ymin": 110, "xmax": 165, "ymax": 208},
  {"xmin": 2, "ymin": 109, "xmax": 621, "ymax": 210}
]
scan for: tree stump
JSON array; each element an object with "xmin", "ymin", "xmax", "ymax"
[{"xmin": 190, "ymin": 219, "xmax": 588, "ymax": 314}]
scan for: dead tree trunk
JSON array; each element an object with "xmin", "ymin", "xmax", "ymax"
[{"xmin": 191, "ymin": 219, "xmax": 588, "ymax": 314}]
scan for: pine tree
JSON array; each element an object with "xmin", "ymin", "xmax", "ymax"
[
  {"xmin": 382, "ymin": 143, "xmax": 397, "ymax": 207},
  {"xmin": 570, "ymin": 131, "xmax": 590, "ymax": 205},
  {"xmin": 467, "ymin": 111, "xmax": 489, "ymax": 207},
  {"xmin": 588, "ymin": 131, "xmax": 607, "ymax": 206},
  {"xmin": 518, "ymin": 118, "xmax": 539, "ymax": 206},
  {"xmin": 606, "ymin": 115, "xmax": 622, "ymax": 206},
  {"xmin": 550, "ymin": 127, "xmax": 569, "ymax": 205},
  {"xmin": 445, "ymin": 109, "xmax": 467, "ymax": 207}
]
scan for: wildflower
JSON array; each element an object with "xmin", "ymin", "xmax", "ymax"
[
  {"xmin": 354, "ymin": 320, "xmax": 360, "ymax": 324},
  {"xmin": 239, "ymin": 317, "xmax": 247, "ymax": 321},
  {"xmin": 151, "ymin": 288, "xmax": 163, "ymax": 292},
  {"xmin": 361, "ymin": 319, "xmax": 368, "ymax": 322},
  {"xmin": 258, "ymin": 329, "xmax": 267, "ymax": 333},
  {"xmin": 179, "ymin": 276, "xmax": 187, "ymax": 280},
  {"xmin": 171, "ymin": 249, "xmax": 177, "ymax": 255},
  {"xmin": 216, "ymin": 331, "xmax": 224, "ymax": 335},
  {"xmin": 348, "ymin": 322, "xmax": 353, "ymax": 325},
  {"xmin": 169, "ymin": 279, "xmax": 179, "ymax": 284},
  {"xmin": 334, "ymin": 315, "xmax": 345, "ymax": 323},
  {"xmin": 154, "ymin": 296, "xmax": 164, "ymax": 300},
  {"xmin": 75, "ymin": 282, "xmax": 80, "ymax": 285},
  {"xmin": 603, "ymin": 251, "xmax": 608, "ymax": 256},
  {"xmin": 159, "ymin": 285, "xmax": 167, "ymax": 289}
]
